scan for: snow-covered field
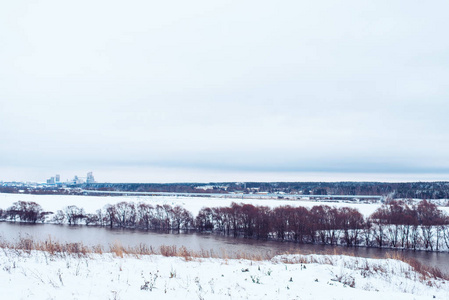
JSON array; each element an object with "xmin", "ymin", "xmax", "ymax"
[
  {"xmin": 0, "ymin": 193, "xmax": 386, "ymax": 217},
  {"xmin": 2, "ymin": 192, "xmax": 449, "ymax": 218},
  {"xmin": 0, "ymin": 249, "xmax": 446, "ymax": 299}
]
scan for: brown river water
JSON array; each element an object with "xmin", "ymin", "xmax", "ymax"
[{"xmin": 1, "ymin": 222, "xmax": 448, "ymax": 273}]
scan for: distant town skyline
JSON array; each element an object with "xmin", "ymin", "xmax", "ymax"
[
  {"xmin": 41, "ymin": 172, "xmax": 95, "ymax": 185},
  {"xmin": 2, "ymin": 168, "xmax": 449, "ymax": 184},
  {"xmin": 1, "ymin": 0, "xmax": 448, "ymax": 182}
]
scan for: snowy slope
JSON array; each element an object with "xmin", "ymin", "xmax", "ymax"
[{"xmin": 0, "ymin": 250, "xmax": 446, "ymax": 299}]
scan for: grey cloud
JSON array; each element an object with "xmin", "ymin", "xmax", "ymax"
[{"xmin": 1, "ymin": 0, "xmax": 449, "ymax": 182}]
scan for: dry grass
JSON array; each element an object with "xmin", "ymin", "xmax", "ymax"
[
  {"xmin": 385, "ymin": 252, "xmax": 449, "ymax": 281},
  {"xmin": 0, "ymin": 237, "xmax": 271, "ymax": 261},
  {"xmin": 0, "ymin": 236, "xmax": 91, "ymax": 257}
]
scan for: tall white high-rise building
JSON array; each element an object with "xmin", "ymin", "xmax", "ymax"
[{"xmin": 86, "ymin": 172, "xmax": 95, "ymax": 184}]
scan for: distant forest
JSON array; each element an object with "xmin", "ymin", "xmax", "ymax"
[
  {"xmin": 84, "ymin": 181, "xmax": 449, "ymax": 199},
  {"xmin": 3, "ymin": 181, "xmax": 449, "ymax": 199}
]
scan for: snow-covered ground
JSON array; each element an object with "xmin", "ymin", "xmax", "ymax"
[
  {"xmin": 0, "ymin": 249, "xmax": 446, "ymax": 299},
  {"xmin": 2, "ymin": 192, "xmax": 449, "ymax": 218},
  {"xmin": 0, "ymin": 193, "xmax": 386, "ymax": 217},
  {"xmin": 1, "ymin": 193, "xmax": 448, "ymax": 299}
]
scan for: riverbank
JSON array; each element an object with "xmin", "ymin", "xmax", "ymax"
[{"xmin": 0, "ymin": 243, "xmax": 447, "ymax": 299}]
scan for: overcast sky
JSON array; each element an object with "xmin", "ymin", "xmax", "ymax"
[{"xmin": 1, "ymin": 0, "xmax": 449, "ymax": 182}]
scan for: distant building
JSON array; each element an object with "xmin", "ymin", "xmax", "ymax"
[
  {"xmin": 86, "ymin": 172, "xmax": 95, "ymax": 184},
  {"xmin": 46, "ymin": 174, "xmax": 61, "ymax": 185},
  {"xmin": 72, "ymin": 176, "xmax": 84, "ymax": 185}
]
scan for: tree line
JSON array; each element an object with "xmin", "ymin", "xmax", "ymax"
[
  {"xmin": 203, "ymin": 200, "xmax": 449, "ymax": 251},
  {"xmin": 4, "ymin": 181, "xmax": 449, "ymax": 199},
  {"xmin": 81, "ymin": 181, "xmax": 449, "ymax": 199},
  {"xmin": 1, "ymin": 200, "xmax": 449, "ymax": 251}
]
